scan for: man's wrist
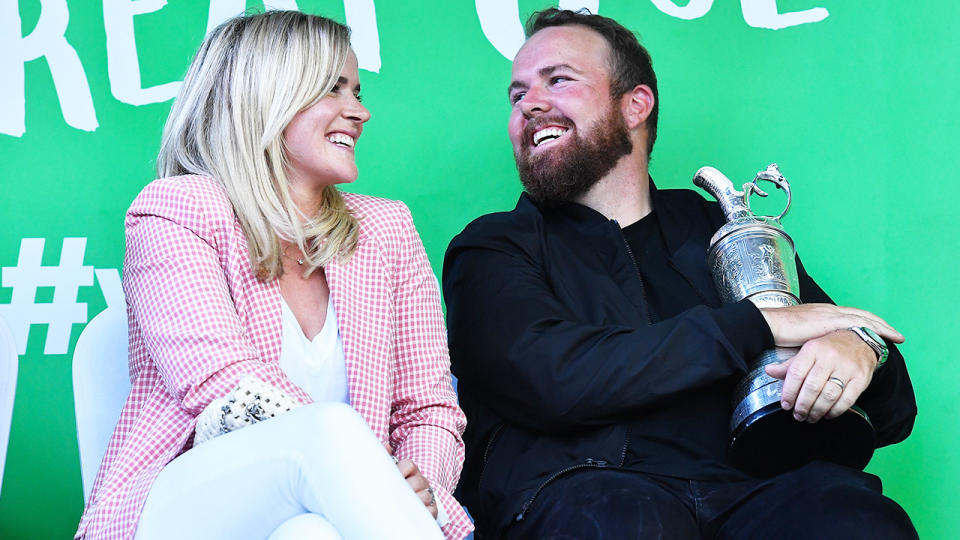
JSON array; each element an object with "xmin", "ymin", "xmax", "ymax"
[{"xmin": 848, "ymin": 326, "xmax": 888, "ymax": 371}]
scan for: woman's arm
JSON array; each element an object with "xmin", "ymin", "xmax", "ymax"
[
  {"xmin": 384, "ymin": 202, "xmax": 471, "ymax": 538},
  {"xmin": 124, "ymin": 177, "xmax": 312, "ymax": 418}
]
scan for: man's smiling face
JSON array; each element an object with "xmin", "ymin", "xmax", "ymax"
[{"xmin": 508, "ymin": 25, "xmax": 633, "ymax": 206}]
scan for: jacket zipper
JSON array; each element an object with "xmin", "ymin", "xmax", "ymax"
[
  {"xmin": 512, "ymin": 227, "xmax": 642, "ymax": 523},
  {"xmin": 618, "ymin": 226, "xmax": 655, "ymax": 324},
  {"xmin": 476, "ymin": 423, "xmax": 505, "ymax": 488},
  {"xmin": 515, "ymin": 458, "xmax": 609, "ymax": 522},
  {"xmin": 617, "ymin": 425, "xmax": 631, "ymax": 467}
]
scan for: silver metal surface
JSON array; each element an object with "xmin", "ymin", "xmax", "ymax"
[
  {"xmin": 707, "ymin": 224, "xmax": 799, "ymax": 306},
  {"xmin": 731, "ymin": 378, "xmax": 783, "ymax": 432},
  {"xmin": 731, "ymin": 347, "xmax": 797, "ymax": 403}
]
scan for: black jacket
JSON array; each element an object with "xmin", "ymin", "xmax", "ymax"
[{"xmin": 442, "ymin": 186, "xmax": 916, "ymax": 536}]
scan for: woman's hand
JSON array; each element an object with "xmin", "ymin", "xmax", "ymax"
[
  {"xmin": 384, "ymin": 443, "xmax": 438, "ymax": 519},
  {"xmin": 396, "ymin": 459, "xmax": 438, "ymax": 519}
]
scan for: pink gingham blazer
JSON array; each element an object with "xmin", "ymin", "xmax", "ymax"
[{"xmin": 76, "ymin": 175, "xmax": 473, "ymax": 539}]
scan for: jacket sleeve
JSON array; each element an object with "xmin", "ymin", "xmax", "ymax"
[
  {"xmin": 793, "ymin": 256, "xmax": 917, "ymax": 447},
  {"xmin": 386, "ymin": 203, "xmax": 472, "ymax": 539},
  {"xmin": 443, "ymin": 221, "xmax": 770, "ymax": 433},
  {"xmin": 123, "ymin": 178, "xmax": 313, "ymax": 420}
]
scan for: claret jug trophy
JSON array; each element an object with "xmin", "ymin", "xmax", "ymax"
[{"xmin": 693, "ymin": 164, "xmax": 875, "ymax": 476}]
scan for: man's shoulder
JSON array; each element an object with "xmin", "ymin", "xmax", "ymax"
[
  {"xmin": 655, "ymin": 186, "xmax": 724, "ymax": 225},
  {"xmin": 449, "ymin": 195, "xmax": 542, "ymax": 249},
  {"xmin": 657, "ymin": 186, "xmax": 713, "ymax": 207}
]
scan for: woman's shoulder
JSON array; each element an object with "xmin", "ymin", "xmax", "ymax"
[
  {"xmin": 128, "ymin": 175, "xmax": 237, "ymax": 231},
  {"xmin": 341, "ymin": 191, "xmax": 414, "ymax": 232}
]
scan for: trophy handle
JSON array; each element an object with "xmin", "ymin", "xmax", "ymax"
[{"xmin": 743, "ymin": 163, "xmax": 792, "ymax": 222}]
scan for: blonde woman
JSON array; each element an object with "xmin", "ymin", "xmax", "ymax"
[{"xmin": 75, "ymin": 11, "xmax": 472, "ymax": 540}]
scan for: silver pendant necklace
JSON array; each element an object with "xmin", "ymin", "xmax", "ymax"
[{"xmin": 282, "ymin": 250, "xmax": 304, "ymax": 265}]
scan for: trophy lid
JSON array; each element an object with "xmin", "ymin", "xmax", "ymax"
[{"xmin": 694, "ymin": 164, "xmax": 792, "ymax": 226}]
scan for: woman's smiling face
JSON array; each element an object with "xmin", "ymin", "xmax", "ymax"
[{"xmin": 283, "ymin": 51, "xmax": 370, "ymax": 191}]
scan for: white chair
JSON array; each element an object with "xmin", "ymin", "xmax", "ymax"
[
  {"xmin": 73, "ymin": 270, "xmax": 131, "ymax": 502},
  {"xmin": 0, "ymin": 314, "xmax": 18, "ymax": 497}
]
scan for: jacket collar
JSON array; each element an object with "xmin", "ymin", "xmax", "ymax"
[
  {"xmin": 518, "ymin": 176, "xmax": 697, "ymax": 258},
  {"xmin": 518, "ymin": 175, "xmax": 720, "ymax": 305}
]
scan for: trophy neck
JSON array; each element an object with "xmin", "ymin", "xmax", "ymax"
[{"xmin": 693, "ymin": 166, "xmax": 752, "ymax": 222}]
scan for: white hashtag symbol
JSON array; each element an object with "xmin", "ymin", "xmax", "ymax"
[{"xmin": 0, "ymin": 238, "xmax": 94, "ymax": 355}]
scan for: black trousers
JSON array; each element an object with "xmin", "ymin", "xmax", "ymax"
[{"xmin": 500, "ymin": 461, "xmax": 917, "ymax": 540}]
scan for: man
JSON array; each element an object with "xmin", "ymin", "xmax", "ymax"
[{"xmin": 443, "ymin": 8, "xmax": 917, "ymax": 539}]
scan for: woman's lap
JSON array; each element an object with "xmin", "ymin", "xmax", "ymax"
[{"xmin": 135, "ymin": 402, "xmax": 442, "ymax": 540}]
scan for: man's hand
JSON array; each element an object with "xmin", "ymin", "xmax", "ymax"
[
  {"xmin": 758, "ymin": 303, "xmax": 903, "ymax": 347},
  {"xmin": 765, "ymin": 329, "xmax": 884, "ymax": 423},
  {"xmin": 397, "ymin": 459, "xmax": 438, "ymax": 519}
]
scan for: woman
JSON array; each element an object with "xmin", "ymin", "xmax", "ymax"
[{"xmin": 75, "ymin": 11, "xmax": 472, "ymax": 540}]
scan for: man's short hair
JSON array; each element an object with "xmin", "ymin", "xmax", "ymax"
[{"xmin": 525, "ymin": 8, "xmax": 659, "ymax": 156}]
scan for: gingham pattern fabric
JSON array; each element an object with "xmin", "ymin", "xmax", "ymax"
[{"xmin": 75, "ymin": 175, "xmax": 472, "ymax": 539}]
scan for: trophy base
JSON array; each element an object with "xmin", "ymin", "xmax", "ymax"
[
  {"xmin": 728, "ymin": 347, "xmax": 876, "ymax": 476},
  {"xmin": 729, "ymin": 403, "xmax": 876, "ymax": 477}
]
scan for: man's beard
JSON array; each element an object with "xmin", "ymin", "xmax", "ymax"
[{"xmin": 515, "ymin": 104, "xmax": 633, "ymax": 207}]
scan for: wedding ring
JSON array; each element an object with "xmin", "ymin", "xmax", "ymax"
[
  {"xmin": 426, "ymin": 486, "xmax": 436, "ymax": 506},
  {"xmin": 827, "ymin": 376, "xmax": 846, "ymax": 391}
]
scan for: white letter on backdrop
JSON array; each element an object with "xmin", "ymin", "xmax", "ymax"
[
  {"xmin": 205, "ymin": 0, "xmax": 380, "ymax": 72},
  {"xmin": 206, "ymin": 0, "xmax": 299, "ymax": 33},
  {"xmin": 103, "ymin": 0, "xmax": 182, "ymax": 105},
  {"xmin": 740, "ymin": 0, "xmax": 828, "ymax": 30},
  {"xmin": 344, "ymin": 0, "xmax": 381, "ymax": 72},
  {"xmin": 476, "ymin": 0, "xmax": 599, "ymax": 61},
  {"xmin": 0, "ymin": 0, "xmax": 97, "ymax": 137},
  {"xmin": 206, "ymin": 0, "xmax": 244, "ymax": 33},
  {"xmin": 649, "ymin": 0, "xmax": 713, "ymax": 20}
]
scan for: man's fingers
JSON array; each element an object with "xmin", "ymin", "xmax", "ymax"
[
  {"xmin": 779, "ymin": 348, "xmax": 814, "ymax": 410},
  {"xmin": 764, "ymin": 359, "xmax": 789, "ymax": 381},
  {"xmin": 785, "ymin": 330, "xmax": 876, "ymax": 422},
  {"xmin": 825, "ymin": 377, "xmax": 866, "ymax": 419},
  {"xmin": 841, "ymin": 306, "xmax": 902, "ymax": 343},
  {"xmin": 804, "ymin": 375, "xmax": 846, "ymax": 423},
  {"xmin": 790, "ymin": 353, "xmax": 831, "ymax": 421},
  {"xmin": 863, "ymin": 320, "xmax": 903, "ymax": 344}
]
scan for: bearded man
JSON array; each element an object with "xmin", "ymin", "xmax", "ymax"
[{"xmin": 442, "ymin": 8, "xmax": 917, "ymax": 539}]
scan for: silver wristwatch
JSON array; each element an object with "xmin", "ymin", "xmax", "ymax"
[{"xmin": 849, "ymin": 326, "xmax": 888, "ymax": 371}]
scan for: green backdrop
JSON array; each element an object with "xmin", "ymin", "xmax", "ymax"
[{"xmin": 1, "ymin": 1, "xmax": 957, "ymax": 538}]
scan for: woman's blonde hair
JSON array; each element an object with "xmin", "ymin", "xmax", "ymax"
[{"xmin": 157, "ymin": 11, "xmax": 360, "ymax": 280}]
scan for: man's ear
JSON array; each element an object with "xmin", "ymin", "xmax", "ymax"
[{"xmin": 621, "ymin": 84, "xmax": 655, "ymax": 130}]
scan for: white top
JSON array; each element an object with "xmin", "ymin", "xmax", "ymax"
[{"xmin": 278, "ymin": 295, "xmax": 349, "ymax": 405}]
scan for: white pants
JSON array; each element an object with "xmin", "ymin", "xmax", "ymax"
[{"xmin": 135, "ymin": 402, "xmax": 443, "ymax": 540}]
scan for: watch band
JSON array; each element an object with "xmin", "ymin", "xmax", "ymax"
[{"xmin": 849, "ymin": 326, "xmax": 888, "ymax": 371}]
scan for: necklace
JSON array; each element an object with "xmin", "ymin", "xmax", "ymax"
[{"xmin": 282, "ymin": 249, "xmax": 304, "ymax": 265}]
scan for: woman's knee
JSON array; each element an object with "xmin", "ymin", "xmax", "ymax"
[
  {"xmin": 297, "ymin": 402, "xmax": 367, "ymax": 434},
  {"xmin": 287, "ymin": 402, "xmax": 380, "ymax": 453}
]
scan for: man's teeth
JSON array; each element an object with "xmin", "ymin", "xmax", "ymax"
[
  {"xmin": 533, "ymin": 127, "xmax": 567, "ymax": 146},
  {"xmin": 327, "ymin": 133, "xmax": 355, "ymax": 147}
]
